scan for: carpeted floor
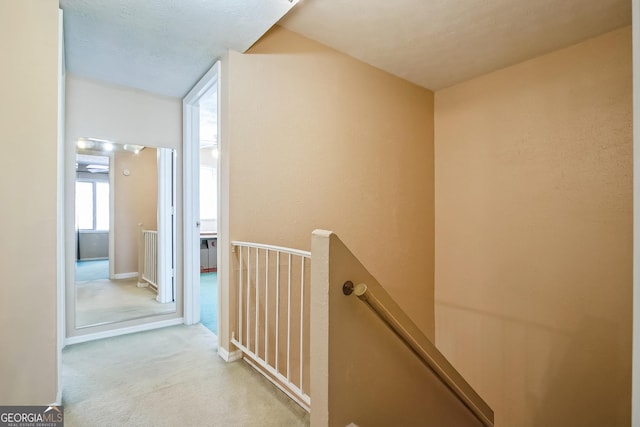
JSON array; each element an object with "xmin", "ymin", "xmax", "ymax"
[
  {"xmin": 77, "ymin": 262, "xmax": 217, "ymax": 332},
  {"xmin": 200, "ymin": 273, "xmax": 218, "ymax": 335},
  {"xmin": 76, "ymin": 278, "xmax": 176, "ymax": 327},
  {"xmin": 62, "ymin": 324, "xmax": 309, "ymax": 427}
]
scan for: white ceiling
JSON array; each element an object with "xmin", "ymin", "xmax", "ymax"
[
  {"xmin": 60, "ymin": 0, "xmax": 296, "ymax": 98},
  {"xmin": 60, "ymin": 0, "xmax": 632, "ymax": 99},
  {"xmin": 281, "ymin": 0, "xmax": 631, "ymax": 90}
]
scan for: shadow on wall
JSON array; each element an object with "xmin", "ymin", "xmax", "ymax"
[
  {"xmin": 435, "ymin": 301, "xmax": 631, "ymax": 427},
  {"xmin": 533, "ymin": 316, "xmax": 630, "ymax": 427}
]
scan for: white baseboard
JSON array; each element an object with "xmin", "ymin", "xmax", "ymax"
[
  {"xmin": 64, "ymin": 317, "xmax": 184, "ymax": 346},
  {"xmin": 218, "ymin": 346, "xmax": 243, "ymax": 362},
  {"xmin": 112, "ymin": 272, "xmax": 138, "ymax": 280}
]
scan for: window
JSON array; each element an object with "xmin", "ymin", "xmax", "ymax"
[{"xmin": 76, "ymin": 180, "xmax": 109, "ymax": 231}]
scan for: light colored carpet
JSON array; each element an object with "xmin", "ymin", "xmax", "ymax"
[
  {"xmin": 76, "ymin": 278, "xmax": 176, "ymax": 327},
  {"xmin": 62, "ymin": 324, "xmax": 310, "ymax": 427},
  {"xmin": 200, "ymin": 273, "xmax": 218, "ymax": 335}
]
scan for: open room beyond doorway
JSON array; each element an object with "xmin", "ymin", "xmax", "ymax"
[
  {"xmin": 199, "ymin": 75, "xmax": 219, "ymax": 336},
  {"xmin": 200, "ymin": 272, "xmax": 218, "ymax": 334}
]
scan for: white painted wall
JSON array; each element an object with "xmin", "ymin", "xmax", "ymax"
[
  {"xmin": 57, "ymin": 7, "xmax": 66, "ymax": 405},
  {"xmin": 632, "ymin": 1, "xmax": 640, "ymax": 425},
  {"xmin": 65, "ymin": 74, "xmax": 182, "ymax": 149}
]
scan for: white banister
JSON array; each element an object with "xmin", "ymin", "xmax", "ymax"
[
  {"xmin": 299, "ymin": 256, "xmax": 305, "ymax": 392},
  {"xmin": 231, "ymin": 241, "xmax": 311, "ymax": 412},
  {"xmin": 232, "ymin": 240, "xmax": 310, "ymax": 258},
  {"xmin": 265, "ymin": 249, "xmax": 269, "ymax": 366},
  {"xmin": 246, "ymin": 246, "xmax": 251, "ymax": 352},
  {"xmin": 275, "ymin": 250, "xmax": 280, "ymax": 373},
  {"xmin": 255, "ymin": 247, "xmax": 259, "ymax": 355},
  {"xmin": 287, "ymin": 252, "xmax": 292, "ymax": 382},
  {"xmin": 139, "ymin": 229, "xmax": 158, "ymax": 289},
  {"xmin": 238, "ymin": 245, "xmax": 243, "ymax": 344}
]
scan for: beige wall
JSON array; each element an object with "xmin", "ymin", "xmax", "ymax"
[
  {"xmin": 311, "ymin": 231, "xmax": 485, "ymax": 427},
  {"xmin": 224, "ymin": 26, "xmax": 436, "ymax": 340},
  {"xmin": 434, "ymin": 27, "xmax": 632, "ymax": 427},
  {"xmin": 113, "ymin": 148, "xmax": 158, "ymax": 275},
  {"xmin": 0, "ymin": 0, "xmax": 59, "ymax": 404}
]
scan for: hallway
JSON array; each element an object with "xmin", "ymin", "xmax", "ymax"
[{"xmin": 62, "ymin": 324, "xmax": 309, "ymax": 426}]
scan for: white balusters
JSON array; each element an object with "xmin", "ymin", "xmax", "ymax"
[{"xmin": 231, "ymin": 241, "xmax": 311, "ymax": 412}]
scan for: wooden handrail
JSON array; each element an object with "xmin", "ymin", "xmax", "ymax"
[{"xmin": 344, "ymin": 281, "xmax": 494, "ymax": 427}]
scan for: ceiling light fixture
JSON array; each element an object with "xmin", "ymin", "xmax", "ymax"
[
  {"xmin": 123, "ymin": 144, "xmax": 145, "ymax": 154},
  {"xmin": 77, "ymin": 137, "xmax": 119, "ymax": 153},
  {"xmin": 77, "ymin": 139, "xmax": 90, "ymax": 150}
]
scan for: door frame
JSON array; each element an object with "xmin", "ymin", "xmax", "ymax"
[
  {"xmin": 157, "ymin": 148, "xmax": 176, "ymax": 303},
  {"xmin": 182, "ymin": 62, "xmax": 221, "ymax": 326},
  {"xmin": 633, "ymin": 0, "xmax": 640, "ymax": 423}
]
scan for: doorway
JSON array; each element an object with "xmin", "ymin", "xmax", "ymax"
[{"xmin": 183, "ymin": 62, "xmax": 223, "ymax": 340}]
